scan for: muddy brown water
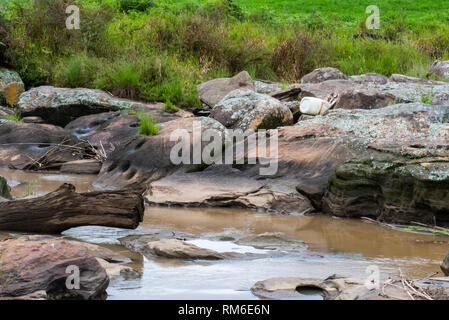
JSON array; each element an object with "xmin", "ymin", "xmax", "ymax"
[{"xmin": 0, "ymin": 168, "xmax": 448, "ymax": 300}]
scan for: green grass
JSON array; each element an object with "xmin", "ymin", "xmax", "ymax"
[
  {"xmin": 163, "ymin": 99, "xmax": 180, "ymax": 113},
  {"xmin": 137, "ymin": 113, "xmax": 159, "ymax": 136},
  {"xmin": 1, "ymin": 0, "xmax": 448, "ymax": 108},
  {"xmin": 6, "ymin": 113, "xmax": 21, "ymax": 122}
]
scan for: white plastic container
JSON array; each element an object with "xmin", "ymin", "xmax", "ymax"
[{"xmin": 299, "ymin": 97, "xmax": 331, "ymax": 116}]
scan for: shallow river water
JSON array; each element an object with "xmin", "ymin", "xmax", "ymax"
[{"xmin": 1, "ymin": 168, "xmax": 448, "ymax": 300}]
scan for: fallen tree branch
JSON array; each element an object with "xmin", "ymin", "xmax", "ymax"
[{"xmin": 0, "ymin": 183, "xmax": 144, "ymax": 234}]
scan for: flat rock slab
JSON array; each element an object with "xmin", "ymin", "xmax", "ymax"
[
  {"xmin": 145, "ymin": 165, "xmax": 311, "ymax": 214},
  {"xmin": 0, "ymin": 239, "xmax": 109, "ymax": 299}
]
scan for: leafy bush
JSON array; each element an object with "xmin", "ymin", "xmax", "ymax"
[{"xmin": 163, "ymin": 99, "xmax": 180, "ymax": 113}]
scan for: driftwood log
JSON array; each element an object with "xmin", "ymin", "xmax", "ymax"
[{"xmin": 0, "ymin": 183, "xmax": 144, "ymax": 234}]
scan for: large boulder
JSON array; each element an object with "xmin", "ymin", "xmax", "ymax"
[
  {"xmin": 198, "ymin": 71, "xmax": 254, "ymax": 107},
  {"xmin": 0, "ymin": 120, "xmax": 85, "ymax": 170},
  {"xmin": 0, "ymin": 239, "xmax": 109, "ymax": 299},
  {"xmin": 18, "ymin": 87, "xmax": 188, "ymax": 127},
  {"xmin": 210, "ymin": 89, "xmax": 293, "ymax": 130},
  {"xmin": 93, "ymin": 117, "xmax": 227, "ymax": 189},
  {"xmin": 429, "ymin": 60, "xmax": 449, "ymax": 80},
  {"xmin": 0, "ymin": 68, "xmax": 25, "ymax": 106},
  {"xmin": 289, "ymin": 103, "xmax": 449, "ymax": 225},
  {"xmin": 300, "ymin": 67, "xmax": 348, "ymax": 84}
]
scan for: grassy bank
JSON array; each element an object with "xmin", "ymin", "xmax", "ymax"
[{"xmin": 0, "ymin": 0, "xmax": 448, "ymax": 108}]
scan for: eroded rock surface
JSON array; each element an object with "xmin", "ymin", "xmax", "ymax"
[
  {"xmin": 0, "ymin": 239, "xmax": 109, "ymax": 299},
  {"xmin": 93, "ymin": 117, "xmax": 227, "ymax": 189}
]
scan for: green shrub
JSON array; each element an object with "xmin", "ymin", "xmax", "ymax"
[
  {"xmin": 6, "ymin": 113, "xmax": 21, "ymax": 122},
  {"xmin": 137, "ymin": 112, "xmax": 159, "ymax": 136},
  {"xmin": 163, "ymin": 99, "xmax": 180, "ymax": 113},
  {"xmin": 119, "ymin": 0, "xmax": 155, "ymax": 13}
]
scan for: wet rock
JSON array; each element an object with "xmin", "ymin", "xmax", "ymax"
[
  {"xmin": 146, "ymin": 165, "xmax": 312, "ymax": 214},
  {"xmin": 198, "ymin": 71, "xmax": 254, "ymax": 108},
  {"xmin": 144, "ymin": 239, "xmax": 227, "ymax": 260},
  {"xmin": 0, "ymin": 68, "xmax": 25, "ymax": 106},
  {"xmin": 252, "ymin": 275, "xmax": 449, "ymax": 300},
  {"xmin": 93, "ymin": 117, "xmax": 227, "ymax": 189},
  {"xmin": 0, "ymin": 239, "xmax": 109, "ymax": 299},
  {"xmin": 119, "ymin": 231, "xmax": 193, "ymax": 254},
  {"xmin": 235, "ymin": 232, "xmax": 306, "ymax": 251},
  {"xmin": 429, "ymin": 60, "xmax": 449, "ymax": 80},
  {"xmin": 0, "ymin": 120, "xmax": 85, "ymax": 170},
  {"xmin": 96, "ymin": 258, "xmax": 140, "ymax": 280},
  {"xmin": 442, "ymin": 251, "xmax": 449, "ymax": 276},
  {"xmin": 210, "ymin": 89, "xmax": 293, "ymax": 130},
  {"xmin": 301, "ymin": 67, "xmax": 348, "ymax": 84},
  {"xmin": 59, "ymin": 159, "xmax": 102, "ymax": 174}
]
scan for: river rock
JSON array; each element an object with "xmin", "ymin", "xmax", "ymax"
[
  {"xmin": 0, "ymin": 120, "xmax": 85, "ymax": 170},
  {"xmin": 0, "ymin": 239, "xmax": 109, "ymax": 299},
  {"xmin": 95, "ymin": 258, "xmax": 140, "ymax": 279},
  {"xmin": 0, "ymin": 68, "xmax": 25, "ymax": 106},
  {"xmin": 294, "ymin": 103, "xmax": 449, "ymax": 225},
  {"xmin": 198, "ymin": 71, "xmax": 254, "ymax": 107},
  {"xmin": 144, "ymin": 239, "xmax": 227, "ymax": 260},
  {"xmin": 93, "ymin": 117, "xmax": 227, "ymax": 189},
  {"xmin": 442, "ymin": 251, "xmax": 449, "ymax": 276},
  {"xmin": 210, "ymin": 89, "xmax": 293, "ymax": 130},
  {"xmin": 251, "ymin": 275, "xmax": 449, "ymax": 300},
  {"xmin": 429, "ymin": 60, "xmax": 449, "ymax": 80},
  {"xmin": 301, "ymin": 67, "xmax": 348, "ymax": 84},
  {"xmin": 145, "ymin": 165, "xmax": 311, "ymax": 214}
]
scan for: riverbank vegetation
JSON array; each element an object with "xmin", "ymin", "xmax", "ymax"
[{"xmin": 1, "ymin": 0, "xmax": 448, "ymax": 108}]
